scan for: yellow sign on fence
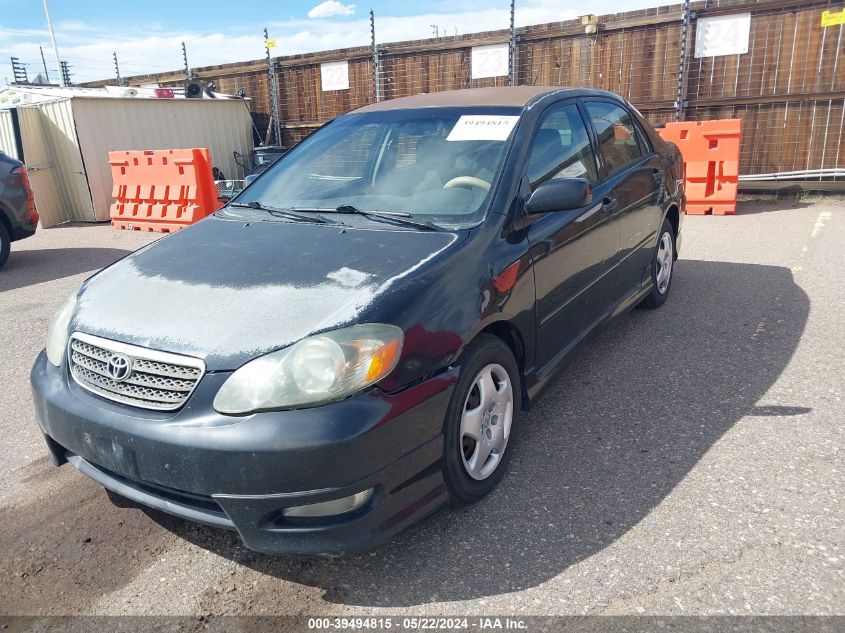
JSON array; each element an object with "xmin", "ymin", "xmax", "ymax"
[{"xmin": 821, "ymin": 8, "xmax": 845, "ymax": 27}]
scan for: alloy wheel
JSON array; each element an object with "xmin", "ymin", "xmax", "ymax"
[
  {"xmin": 460, "ymin": 363, "xmax": 514, "ymax": 481},
  {"xmin": 655, "ymin": 231, "xmax": 673, "ymax": 294}
]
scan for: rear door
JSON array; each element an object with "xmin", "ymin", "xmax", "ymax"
[
  {"xmin": 521, "ymin": 101, "xmax": 619, "ymax": 372},
  {"xmin": 583, "ymin": 100, "xmax": 663, "ymax": 305}
]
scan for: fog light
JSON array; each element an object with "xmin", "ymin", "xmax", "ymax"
[{"xmin": 282, "ymin": 488, "xmax": 374, "ymax": 518}]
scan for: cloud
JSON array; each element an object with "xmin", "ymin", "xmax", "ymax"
[
  {"xmin": 308, "ymin": 1, "xmax": 357, "ymax": 19},
  {"xmin": 56, "ymin": 19, "xmax": 97, "ymax": 32}
]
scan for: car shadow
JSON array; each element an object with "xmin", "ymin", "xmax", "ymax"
[
  {"xmin": 149, "ymin": 258, "xmax": 809, "ymax": 606},
  {"xmin": 0, "ymin": 247, "xmax": 132, "ymax": 292}
]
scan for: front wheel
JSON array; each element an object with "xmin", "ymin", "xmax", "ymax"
[
  {"xmin": 640, "ymin": 218, "xmax": 675, "ymax": 309},
  {"xmin": 443, "ymin": 334, "xmax": 521, "ymax": 505}
]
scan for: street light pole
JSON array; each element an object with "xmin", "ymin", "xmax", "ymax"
[{"xmin": 42, "ymin": 0, "xmax": 65, "ymax": 87}]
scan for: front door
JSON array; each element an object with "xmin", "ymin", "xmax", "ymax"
[{"xmin": 522, "ymin": 102, "xmax": 620, "ymax": 373}]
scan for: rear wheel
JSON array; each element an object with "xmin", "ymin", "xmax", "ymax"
[
  {"xmin": 0, "ymin": 222, "xmax": 10, "ymax": 269},
  {"xmin": 641, "ymin": 218, "xmax": 675, "ymax": 309},
  {"xmin": 443, "ymin": 334, "xmax": 521, "ymax": 505}
]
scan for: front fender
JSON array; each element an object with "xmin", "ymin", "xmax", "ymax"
[{"xmin": 373, "ymin": 215, "xmax": 536, "ymax": 395}]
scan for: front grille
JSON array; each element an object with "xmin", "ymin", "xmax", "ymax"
[{"xmin": 68, "ymin": 332, "xmax": 205, "ymax": 411}]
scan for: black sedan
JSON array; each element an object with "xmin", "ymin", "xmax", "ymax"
[
  {"xmin": 31, "ymin": 87, "xmax": 684, "ymax": 555},
  {"xmin": 0, "ymin": 151, "xmax": 38, "ymax": 268}
]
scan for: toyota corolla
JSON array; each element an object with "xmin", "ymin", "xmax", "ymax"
[{"xmin": 31, "ymin": 87, "xmax": 684, "ymax": 555}]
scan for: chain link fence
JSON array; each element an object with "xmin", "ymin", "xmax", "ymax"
[{"xmin": 102, "ymin": 0, "xmax": 844, "ymax": 183}]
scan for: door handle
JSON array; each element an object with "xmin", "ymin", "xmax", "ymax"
[
  {"xmin": 652, "ymin": 168, "xmax": 665, "ymax": 185},
  {"xmin": 602, "ymin": 196, "xmax": 619, "ymax": 214}
]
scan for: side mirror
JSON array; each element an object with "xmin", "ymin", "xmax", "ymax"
[{"xmin": 524, "ymin": 178, "xmax": 592, "ymax": 214}]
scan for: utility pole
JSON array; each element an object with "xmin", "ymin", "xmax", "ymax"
[
  {"xmin": 371, "ymin": 10, "xmax": 381, "ymax": 102},
  {"xmin": 113, "ymin": 51, "xmax": 123, "ymax": 86},
  {"xmin": 264, "ymin": 27, "xmax": 282, "ymax": 146},
  {"xmin": 39, "ymin": 46, "xmax": 51, "ymax": 83},
  {"xmin": 182, "ymin": 41, "xmax": 192, "ymax": 80},
  {"xmin": 42, "ymin": 0, "xmax": 65, "ymax": 87},
  {"xmin": 60, "ymin": 60, "xmax": 72, "ymax": 86},
  {"xmin": 509, "ymin": 0, "xmax": 517, "ymax": 86}
]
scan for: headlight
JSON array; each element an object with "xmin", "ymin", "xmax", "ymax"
[
  {"xmin": 213, "ymin": 324, "xmax": 403, "ymax": 414},
  {"xmin": 46, "ymin": 290, "xmax": 78, "ymax": 367}
]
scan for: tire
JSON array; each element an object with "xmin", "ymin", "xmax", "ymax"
[
  {"xmin": 443, "ymin": 333, "xmax": 521, "ymax": 505},
  {"xmin": 640, "ymin": 218, "xmax": 675, "ymax": 309},
  {"xmin": 0, "ymin": 222, "xmax": 10, "ymax": 269}
]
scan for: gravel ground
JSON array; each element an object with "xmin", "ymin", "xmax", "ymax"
[{"xmin": 0, "ymin": 199, "xmax": 842, "ymax": 617}]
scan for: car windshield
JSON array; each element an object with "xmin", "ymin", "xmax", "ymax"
[{"xmin": 233, "ymin": 107, "xmax": 522, "ymax": 227}]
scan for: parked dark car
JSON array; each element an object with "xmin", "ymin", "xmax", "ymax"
[
  {"xmin": 242, "ymin": 145, "xmax": 288, "ymax": 187},
  {"xmin": 0, "ymin": 151, "xmax": 38, "ymax": 268},
  {"xmin": 31, "ymin": 87, "xmax": 684, "ymax": 555}
]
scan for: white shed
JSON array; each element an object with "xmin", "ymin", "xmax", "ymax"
[
  {"xmin": 0, "ymin": 86, "xmax": 254, "ymax": 227},
  {"xmin": 0, "ymin": 109, "xmax": 21, "ymax": 159}
]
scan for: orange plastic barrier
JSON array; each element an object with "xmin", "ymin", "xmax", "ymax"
[
  {"xmin": 109, "ymin": 148, "xmax": 223, "ymax": 232},
  {"xmin": 657, "ymin": 119, "xmax": 742, "ymax": 215}
]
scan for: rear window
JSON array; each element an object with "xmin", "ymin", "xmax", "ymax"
[{"xmin": 584, "ymin": 101, "xmax": 643, "ymax": 176}]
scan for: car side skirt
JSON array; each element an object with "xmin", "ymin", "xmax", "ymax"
[{"xmin": 523, "ymin": 274, "xmax": 653, "ymax": 408}]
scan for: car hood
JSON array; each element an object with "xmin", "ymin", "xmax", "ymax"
[{"xmin": 72, "ymin": 215, "xmax": 463, "ymax": 370}]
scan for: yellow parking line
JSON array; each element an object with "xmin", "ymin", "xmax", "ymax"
[{"xmin": 810, "ymin": 211, "xmax": 832, "ymax": 238}]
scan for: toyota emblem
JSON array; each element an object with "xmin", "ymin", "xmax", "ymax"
[{"xmin": 106, "ymin": 353, "xmax": 132, "ymax": 382}]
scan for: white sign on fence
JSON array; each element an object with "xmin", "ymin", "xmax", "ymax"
[
  {"xmin": 695, "ymin": 13, "xmax": 752, "ymax": 58},
  {"xmin": 320, "ymin": 60, "xmax": 349, "ymax": 91},
  {"xmin": 471, "ymin": 43, "xmax": 510, "ymax": 79}
]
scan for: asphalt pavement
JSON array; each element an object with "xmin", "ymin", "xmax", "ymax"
[{"xmin": 0, "ymin": 199, "xmax": 842, "ymax": 617}]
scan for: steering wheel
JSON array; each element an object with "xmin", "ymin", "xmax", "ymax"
[{"xmin": 443, "ymin": 176, "xmax": 492, "ymax": 193}]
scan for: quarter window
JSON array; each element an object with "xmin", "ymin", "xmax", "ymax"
[
  {"xmin": 526, "ymin": 104, "xmax": 598, "ymax": 188},
  {"xmin": 584, "ymin": 101, "xmax": 643, "ymax": 176}
]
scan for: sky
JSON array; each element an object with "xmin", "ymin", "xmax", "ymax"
[{"xmin": 2, "ymin": 0, "xmax": 672, "ymax": 85}]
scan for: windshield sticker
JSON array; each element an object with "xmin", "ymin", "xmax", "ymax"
[{"xmin": 446, "ymin": 115, "xmax": 520, "ymax": 142}]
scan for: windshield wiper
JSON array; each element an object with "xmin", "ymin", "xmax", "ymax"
[
  {"xmin": 228, "ymin": 201, "xmax": 332, "ymax": 225},
  {"xmin": 332, "ymin": 204, "xmax": 439, "ymax": 231}
]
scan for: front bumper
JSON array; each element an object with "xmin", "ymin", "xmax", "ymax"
[{"xmin": 31, "ymin": 350, "xmax": 457, "ymax": 555}]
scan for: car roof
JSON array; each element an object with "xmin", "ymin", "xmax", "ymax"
[{"xmin": 353, "ymin": 86, "xmax": 622, "ymax": 113}]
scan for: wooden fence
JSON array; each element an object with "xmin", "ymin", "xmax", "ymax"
[{"xmin": 95, "ymin": 0, "xmax": 844, "ymax": 180}]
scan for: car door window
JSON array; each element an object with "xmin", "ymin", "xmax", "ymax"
[
  {"xmin": 526, "ymin": 104, "xmax": 598, "ymax": 188},
  {"xmin": 584, "ymin": 101, "xmax": 643, "ymax": 177},
  {"xmin": 632, "ymin": 119, "xmax": 653, "ymax": 153}
]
